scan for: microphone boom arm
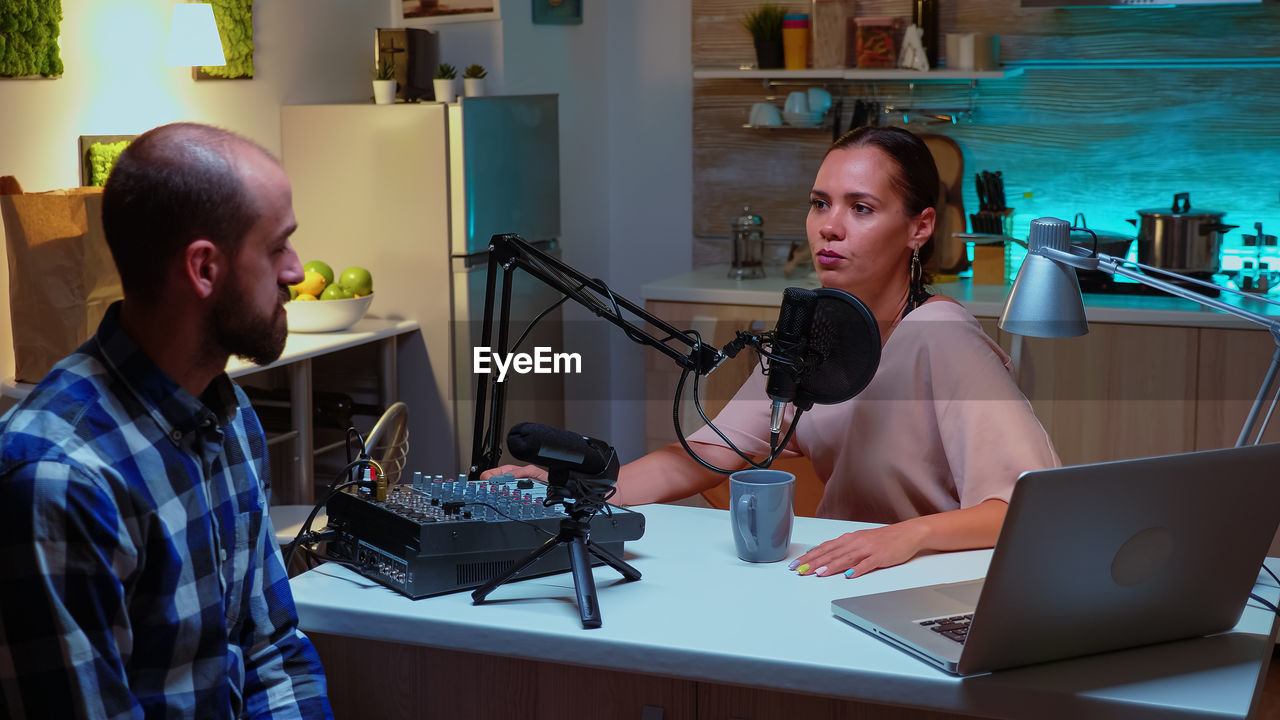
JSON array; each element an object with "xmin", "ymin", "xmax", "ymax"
[{"xmin": 470, "ymin": 234, "xmax": 738, "ymax": 475}]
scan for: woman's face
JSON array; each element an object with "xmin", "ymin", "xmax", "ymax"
[{"xmin": 806, "ymin": 146, "xmax": 934, "ymax": 298}]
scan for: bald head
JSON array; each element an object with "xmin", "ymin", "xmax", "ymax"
[{"xmin": 102, "ymin": 122, "xmax": 281, "ymax": 304}]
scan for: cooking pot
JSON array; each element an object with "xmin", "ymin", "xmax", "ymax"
[
  {"xmin": 1070, "ymin": 213, "xmax": 1133, "ymax": 259},
  {"xmin": 1127, "ymin": 192, "xmax": 1236, "ymax": 276}
]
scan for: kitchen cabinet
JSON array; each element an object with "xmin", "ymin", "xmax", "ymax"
[
  {"xmin": 310, "ymin": 634, "xmax": 698, "ymax": 720},
  {"xmin": 643, "ymin": 295, "xmax": 1280, "ymax": 513}
]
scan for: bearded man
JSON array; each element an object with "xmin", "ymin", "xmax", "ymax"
[{"xmin": 0, "ymin": 122, "xmax": 332, "ymax": 719}]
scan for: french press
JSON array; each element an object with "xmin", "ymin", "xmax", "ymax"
[{"xmin": 729, "ymin": 205, "xmax": 766, "ymax": 280}]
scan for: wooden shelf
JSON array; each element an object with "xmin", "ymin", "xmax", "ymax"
[
  {"xmin": 1006, "ymin": 57, "xmax": 1280, "ymax": 69},
  {"xmin": 692, "ymin": 67, "xmax": 1024, "ymax": 82},
  {"xmin": 740, "ymin": 123, "xmax": 828, "ymax": 130}
]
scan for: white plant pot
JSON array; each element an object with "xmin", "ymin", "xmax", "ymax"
[
  {"xmin": 372, "ymin": 80, "xmax": 396, "ymax": 105},
  {"xmin": 433, "ymin": 78, "xmax": 457, "ymax": 103},
  {"xmin": 463, "ymin": 77, "xmax": 485, "ymax": 97}
]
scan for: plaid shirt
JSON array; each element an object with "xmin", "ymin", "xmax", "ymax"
[{"xmin": 0, "ymin": 303, "xmax": 331, "ymax": 719}]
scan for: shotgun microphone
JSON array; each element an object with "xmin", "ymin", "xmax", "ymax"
[{"xmin": 507, "ymin": 422, "xmax": 613, "ymax": 476}]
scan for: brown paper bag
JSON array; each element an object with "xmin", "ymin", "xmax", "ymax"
[{"xmin": 1, "ymin": 185, "xmax": 123, "ymax": 384}]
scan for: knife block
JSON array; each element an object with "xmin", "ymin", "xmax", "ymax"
[{"xmin": 971, "ymin": 241, "xmax": 1006, "ymax": 285}]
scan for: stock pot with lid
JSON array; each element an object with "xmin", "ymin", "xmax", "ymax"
[{"xmin": 1128, "ymin": 192, "xmax": 1236, "ymax": 276}]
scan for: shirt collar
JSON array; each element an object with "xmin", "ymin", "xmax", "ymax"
[{"xmin": 94, "ymin": 302, "xmax": 238, "ymax": 444}]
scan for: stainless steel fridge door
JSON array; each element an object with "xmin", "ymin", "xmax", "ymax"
[
  {"xmin": 448, "ymin": 95, "xmax": 561, "ymax": 257},
  {"xmin": 452, "ymin": 240, "xmax": 567, "ymax": 469}
]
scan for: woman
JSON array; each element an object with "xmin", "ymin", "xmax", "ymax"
[{"xmin": 487, "ymin": 126, "xmax": 1059, "ymax": 578}]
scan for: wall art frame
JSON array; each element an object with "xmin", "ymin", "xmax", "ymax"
[{"xmin": 532, "ymin": 0, "xmax": 582, "ymax": 25}]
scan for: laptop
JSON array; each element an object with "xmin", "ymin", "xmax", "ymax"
[{"xmin": 831, "ymin": 443, "xmax": 1280, "ymax": 676}]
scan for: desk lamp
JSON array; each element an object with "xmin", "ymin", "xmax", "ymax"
[{"xmin": 999, "ymin": 216, "xmax": 1280, "ymax": 447}]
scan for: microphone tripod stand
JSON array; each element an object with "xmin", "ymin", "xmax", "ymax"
[{"xmin": 470, "ymin": 463, "xmax": 641, "ymax": 629}]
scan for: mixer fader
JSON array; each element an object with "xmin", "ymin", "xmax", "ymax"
[{"xmin": 323, "ymin": 471, "xmax": 646, "ymax": 599}]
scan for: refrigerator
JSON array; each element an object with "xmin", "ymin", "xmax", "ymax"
[{"xmin": 281, "ymin": 96, "xmax": 565, "ymax": 476}]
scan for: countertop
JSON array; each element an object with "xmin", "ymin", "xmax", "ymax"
[
  {"xmin": 641, "ymin": 266, "xmax": 1280, "ymax": 330},
  {"xmin": 292, "ymin": 503, "xmax": 1280, "ymax": 719}
]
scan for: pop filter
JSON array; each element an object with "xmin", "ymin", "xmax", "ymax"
[{"xmin": 793, "ymin": 288, "xmax": 880, "ymax": 410}]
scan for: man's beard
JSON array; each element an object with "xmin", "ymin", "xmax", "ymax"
[{"xmin": 210, "ymin": 284, "xmax": 290, "ymax": 366}]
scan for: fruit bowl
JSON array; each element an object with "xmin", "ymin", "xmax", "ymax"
[{"xmin": 285, "ymin": 293, "xmax": 373, "ymax": 333}]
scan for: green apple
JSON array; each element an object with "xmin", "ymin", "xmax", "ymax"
[
  {"xmin": 303, "ymin": 260, "xmax": 335, "ymax": 287},
  {"xmin": 320, "ymin": 284, "xmax": 352, "ymax": 300},
  {"xmin": 288, "ymin": 285, "xmax": 298, "ymax": 301},
  {"xmin": 338, "ymin": 266, "xmax": 373, "ymax": 297}
]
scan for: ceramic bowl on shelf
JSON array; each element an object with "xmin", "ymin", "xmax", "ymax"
[
  {"xmin": 285, "ymin": 293, "xmax": 373, "ymax": 333},
  {"xmin": 782, "ymin": 109, "xmax": 825, "ymax": 127}
]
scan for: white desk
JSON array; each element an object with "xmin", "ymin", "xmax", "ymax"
[
  {"xmin": 3, "ymin": 317, "xmax": 419, "ymax": 505},
  {"xmin": 290, "ymin": 503, "xmax": 1280, "ymax": 719}
]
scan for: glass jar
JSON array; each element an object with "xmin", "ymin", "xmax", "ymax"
[
  {"xmin": 854, "ymin": 16, "xmax": 897, "ymax": 68},
  {"xmin": 730, "ymin": 206, "xmax": 766, "ymax": 279}
]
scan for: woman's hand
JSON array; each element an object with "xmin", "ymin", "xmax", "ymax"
[
  {"xmin": 789, "ymin": 522, "xmax": 929, "ymax": 578},
  {"xmin": 478, "ymin": 464, "xmax": 547, "ymax": 483},
  {"xmin": 787, "ymin": 499, "xmax": 1008, "ymax": 579}
]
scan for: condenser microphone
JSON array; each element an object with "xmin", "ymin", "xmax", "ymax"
[
  {"xmin": 765, "ymin": 287, "xmax": 817, "ymax": 435},
  {"xmin": 507, "ymin": 422, "xmax": 613, "ymax": 476},
  {"xmin": 760, "ymin": 287, "xmax": 882, "ymax": 439}
]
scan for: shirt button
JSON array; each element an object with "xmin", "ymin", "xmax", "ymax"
[
  {"xmin": 170, "ymin": 429, "xmax": 183, "ymax": 443},
  {"xmin": 220, "ymin": 548, "xmax": 228, "ymax": 562}
]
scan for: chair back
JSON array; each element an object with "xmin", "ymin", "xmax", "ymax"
[{"xmin": 366, "ymin": 401, "xmax": 410, "ymax": 486}]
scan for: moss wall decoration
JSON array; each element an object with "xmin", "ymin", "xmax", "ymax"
[
  {"xmin": 198, "ymin": 0, "xmax": 252, "ymax": 79},
  {"xmin": 0, "ymin": 0, "xmax": 64, "ymax": 78},
  {"xmin": 87, "ymin": 140, "xmax": 131, "ymax": 187}
]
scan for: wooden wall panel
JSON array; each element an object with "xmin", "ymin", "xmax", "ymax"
[{"xmin": 691, "ymin": 0, "xmax": 1280, "ymax": 268}]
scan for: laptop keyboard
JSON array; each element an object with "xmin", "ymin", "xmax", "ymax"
[{"xmin": 918, "ymin": 613, "xmax": 974, "ymax": 644}]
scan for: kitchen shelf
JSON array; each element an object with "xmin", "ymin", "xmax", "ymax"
[
  {"xmin": 741, "ymin": 123, "xmax": 829, "ymax": 130},
  {"xmin": 693, "ymin": 67, "xmax": 1025, "ymax": 82},
  {"xmin": 1005, "ymin": 57, "xmax": 1280, "ymax": 70}
]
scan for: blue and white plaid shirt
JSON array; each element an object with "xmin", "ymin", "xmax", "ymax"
[{"xmin": 0, "ymin": 303, "xmax": 331, "ymax": 719}]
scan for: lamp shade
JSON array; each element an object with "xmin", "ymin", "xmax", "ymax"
[
  {"xmin": 166, "ymin": 4, "xmax": 226, "ymax": 67},
  {"xmin": 998, "ymin": 217, "xmax": 1090, "ymax": 337}
]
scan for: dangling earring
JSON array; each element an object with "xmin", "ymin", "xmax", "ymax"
[{"xmin": 909, "ymin": 247, "xmax": 924, "ymax": 309}]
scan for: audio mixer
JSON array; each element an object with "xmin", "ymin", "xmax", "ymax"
[{"xmin": 323, "ymin": 472, "xmax": 646, "ymax": 599}]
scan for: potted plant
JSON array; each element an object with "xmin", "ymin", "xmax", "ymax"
[
  {"xmin": 741, "ymin": 3, "xmax": 786, "ymax": 70},
  {"xmin": 372, "ymin": 56, "xmax": 397, "ymax": 105},
  {"xmin": 462, "ymin": 64, "xmax": 488, "ymax": 98},
  {"xmin": 433, "ymin": 63, "xmax": 458, "ymax": 103}
]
